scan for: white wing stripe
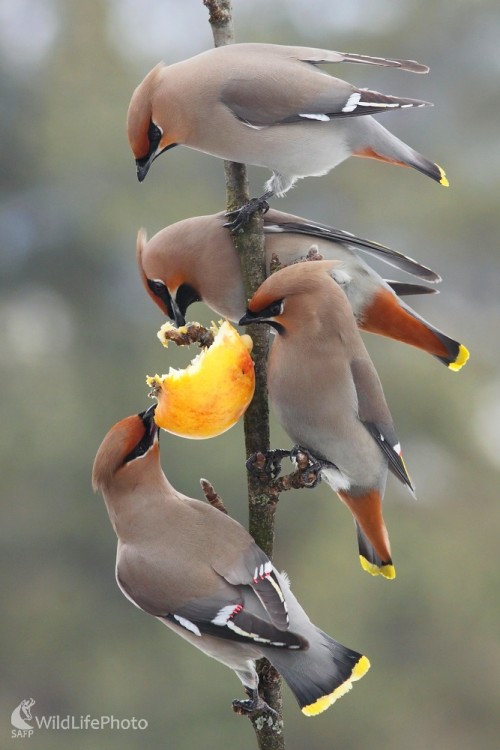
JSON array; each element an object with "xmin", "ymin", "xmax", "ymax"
[
  {"xmin": 342, "ymin": 92, "xmax": 361, "ymax": 112},
  {"xmin": 299, "ymin": 113, "xmax": 330, "ymax": 121},
  {"xmin": 173, "ymin": 615, "xmax": 201, "ymax": 636}
]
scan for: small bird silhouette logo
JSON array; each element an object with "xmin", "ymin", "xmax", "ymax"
[{"xmin": 11, "ymin": 698, "xmax": 35, "ymax": 730}]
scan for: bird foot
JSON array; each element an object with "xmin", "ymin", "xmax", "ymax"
[
  {"xmin": 224, "ymin": 194, "xmax": 271, "ymax": 232},
  {"xmin": 290, "ymin": 445, "xmax": 337, "ymax": 488},
  {"xmin": 232, "ymin": 688, "xmax": 277, "ymax": 717},
  {"xmin": 246, "ymin": 449, "xmax": 291, "ymax": 479}
]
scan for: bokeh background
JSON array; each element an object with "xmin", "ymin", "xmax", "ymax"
[{"xmin": 2, "ymin": 1, "xmax": 499, "ymax": 748}]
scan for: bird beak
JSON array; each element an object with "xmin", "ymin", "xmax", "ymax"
[
  {"xmin": 171, "ymin": 296, "xmax": 186, "ymax": 328},
  {"xmin": 145, "ymin": 278, "xmax": 186, "ymax": 326},
  {"xmin": 239, "ymin": 307, "xmax": 285, "ymax": 336},
  {"xmin": 136, "ymin": 153, "xmax": 156, "ymax": 182},
  {"xmin": 238, "ymin": 310, "xmax": 262, "ymax": 326},
  {"xmin": 140, "ymin": 403, "xmax": 157, "ymax": 420},
  {"xmin": 135, "ymin": 143, "xmax": 178, "ymax": 182},
  {"xmin": 138, "ymin": 403, "xmax": 160, "ymax": 445}
]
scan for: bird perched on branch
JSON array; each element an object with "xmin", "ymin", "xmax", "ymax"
[
  {"xmin": 127, "ymin": 43, "xmax": 448, "ymax": 228},
  {"xmin": 240, "ymin": 261, "xmax": 416, "ymax": 579},
  {"xmin": 137, "ymin": 210, "xmax": 468, "ymax": 371},
  {"xmin": 92, "ymin": 405, "xmax": 370, "ymax": 716}
]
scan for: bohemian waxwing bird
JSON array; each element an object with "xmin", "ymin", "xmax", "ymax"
[
  {"xmin": 239, "ymin": 261, "xmax": 416, "ymax": 580},
  {"xmin": 92, "ymin": 405, "xmax": 370, "ymax": 716},
  {"xmin": 127, "ymin": 43, "xmax": 448, "ymax": 227},
  {"xmin": 137, "ymin": 209, "xmax": 468, "ymax": 371}
]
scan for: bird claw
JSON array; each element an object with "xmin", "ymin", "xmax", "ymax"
[
  {"xmin": 232, "ymin": 688, "xmax": 277, "ymax": 717},
  {"xmin": 224, "ymin": 196, "xmax": 270, "ymax": 232},
  {"xmin": 246, "ymin": 449, "xmax": 291, "ymax": 479},
  {"xmin": 290, "ymin": 445, "xmax": 336, "ymax": 488}
]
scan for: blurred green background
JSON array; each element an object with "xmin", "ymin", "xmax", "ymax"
[{"xmin": 2, "ymin": 1, "xmax": 499, "ymax": 748}]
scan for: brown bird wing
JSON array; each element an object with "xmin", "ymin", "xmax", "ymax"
[
  {"xmin": 221, "ymin": 67, "xmax": 430, "ymax": 128},
  {"xmin": 117, "ymin": 556, "xmax": 302, "ymax": 648},
  {"xmin": 351, "ymin": 357, "xmax": 414, "ymax": 491}
]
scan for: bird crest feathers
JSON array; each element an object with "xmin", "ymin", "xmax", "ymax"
[
  {"xmin": 136, "ymin": 227, "xmax": 149, "ymax": 286},
  {"xmin": 248, "ymin": 259, "xmax": 343, "ymax": 313},
  {"xmin": 127, "ymin": 63, "xmax": 165, "ymax": 159},
  {"xmin": 92, "ymin": 415, "xmax": 147, "ymax": 492}
]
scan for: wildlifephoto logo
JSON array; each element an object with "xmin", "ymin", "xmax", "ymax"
[
  {"xmin": 11, "ymin": 699, "xmax": 35, "ymax": 738},
  {"xmin": 10, "ymin": 699, "xmax": 148, "ymax": 739}
]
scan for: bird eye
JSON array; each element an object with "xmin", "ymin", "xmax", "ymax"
[
  {"xmin": 123, "ymin": 407, "xmax": 158, "ymax": 465},
  {"xmin": 147, "ymin": 121, "xmax": 162, "ymax": 150},
  {"xmin": 123, "ymin": 427, "xmax": 155, "ymax": 465},
  {"xmin": 268, "ymin": 299, "xmax": 284, "ymax": 317},
  {"xmin": 123, "ymin": 432, "xmax": 152, "ymax": 464},
  {"xmin": 147, "ymin": 278, "xmax": 174, "ymax": 319},
  {"xmin": 148, "ymin": 279, "xmax": 166, "ymax": 295}
]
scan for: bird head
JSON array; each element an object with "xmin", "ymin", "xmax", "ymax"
[
  {"xmin": 136, "ymin": 215, "xmax": 247, "ymax": 326},
  {"xmin": 239, "ymin": 260, "xmax": 346, "ymax": 335},
  {"xmin": 127, "ymin": 63, "xmax": 181, "ymax": 182},
  {"xmin": 136, "ymin": 228, "xmax": 201, "ymax": 327},
  {"xmin": 92, "ymin": 404, "xmax": 160, "ymax": 494}
]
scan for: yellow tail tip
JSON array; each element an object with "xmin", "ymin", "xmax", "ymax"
[
  {"xmin": 448, "ymin": 344, "xmax": 470, "ymax": 372},
  {"xmin": 359, "ymin": 555, "xmax": 396, "ymax": 580},
  {"xmin": 301, "ymin": 656, "xmax": 371, "ymax": 717},
  {"xmin": 437, "ymin": 164, "xmax": 449, "ymax": 187},
  {"xmin": 352, "ymin": 655, "xmax": 371, "ymax": 681}
]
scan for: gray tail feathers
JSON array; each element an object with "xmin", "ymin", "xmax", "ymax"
[
  {"xmin": 423, "ymin": 325, "xmax": 469, "ymax": 371},
  {"xmin": 386, "ymin": 281, "xmax": 439, "ymax": 297},
  {"xmin": 394, "ymin": 298, "xmax": 469, "ymax": 371},
  {"xmin": 403, "ymin": 148, "xmax": 449, "ymax": 186},
  {"xmin": 269, "ymin": 628, "xmax": 370, "ymax": 716},
  {"xmin": 356, "ymin": 117, "xmax": 449, "ymax": 186},
  {"xmin": 356, "ymin": 522, "xmax": 396, "ymax": 580}
]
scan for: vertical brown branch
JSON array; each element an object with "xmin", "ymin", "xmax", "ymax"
[{"xmin": 203, "ymin": 2, "xmax": 286, "ymax": 748}]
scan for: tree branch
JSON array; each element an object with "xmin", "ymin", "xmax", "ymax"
[
  {"xmin": 203, "ymin": 3, "xmax": 286, "ymax": 749},
  {"xmin": 200, "ymin": 477, "xmax": 229, "ymax": 514}
]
